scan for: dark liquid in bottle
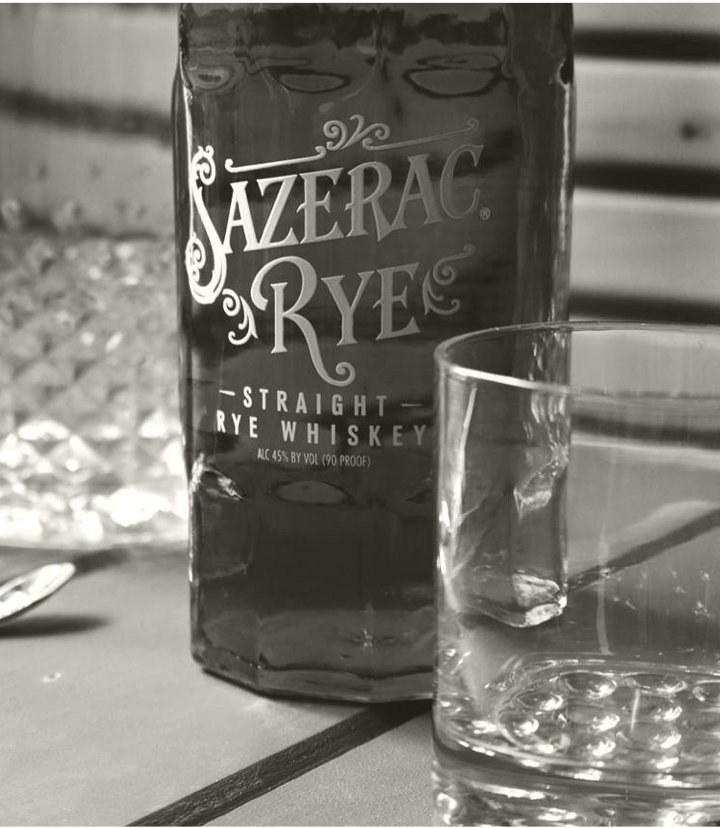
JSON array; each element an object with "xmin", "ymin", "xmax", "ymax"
[{"xmin": 174, "ymin": 3, "xmax": 574, "ymax": 701}]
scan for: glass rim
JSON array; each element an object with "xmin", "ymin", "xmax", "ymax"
[{"xmin": 434, "ymin": 321, "xmax": 720, "ymax": 401}]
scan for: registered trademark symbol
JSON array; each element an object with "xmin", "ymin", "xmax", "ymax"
[{"xmin": 479, "ymin": 207, "xmax": 492, "ymax": 221}]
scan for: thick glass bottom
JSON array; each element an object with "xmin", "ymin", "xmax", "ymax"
[
  {"xmin": 434, "ymin": 657, "xmax": 720, "ymax": 826},
  {"xmin": 433, "ymin": 751, "xmax": 720, "ymax": 827}
]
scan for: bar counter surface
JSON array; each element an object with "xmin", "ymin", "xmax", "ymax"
[{"xmin": 3, "ymin": 547, "xmax": 432, "ymax": 827}]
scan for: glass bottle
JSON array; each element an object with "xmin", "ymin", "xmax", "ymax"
[{"xmin": 174, "ymin": 3, "xmax": 574, "ymax": 701}]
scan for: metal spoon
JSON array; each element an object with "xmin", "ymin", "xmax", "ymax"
[
  {"xmin": 0, "ymin": 547, "xmax": 129, "ymax": 626},
  {"xmin": 0, "ymin": 562, "xmax": 76, "ymax": 625}
]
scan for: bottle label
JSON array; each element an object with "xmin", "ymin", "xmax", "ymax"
[{"xmin": 184, "ymin": 115, "xmax": 489, "ymax": 460}]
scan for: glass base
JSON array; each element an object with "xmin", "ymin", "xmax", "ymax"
[
  {"xmin": 433, "ymin": 755, "xmax": 720, "ymax": 827},
  {"xmin": 435, "ymin": 655, "xmax": 720, "ymax": 826}
]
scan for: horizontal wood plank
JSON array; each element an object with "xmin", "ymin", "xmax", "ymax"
[
  {"xmin": 1, "ymin": 8, "xmax": 720, "ymax": 174},
  {"xmin": 576, "ymin": 59, "xmax": 720, "ymax": 170},
  {"xmin": 575, "ymin": 3, "xmax": 720, "ymax": 35},
  {"xmin": 1, "ymin": 549, "xmax": 360, "ymax": 826},
  {"xmin": 0, "ymin": 115, "xmax": 174, "ymax": 235},
  {"xmin": 209, "ymin": 714, "xmax": 433, "ymax": 827},
  {"xmin": 572, "ymin": 188, "xmax": 720, "ymax": 306},
  {"xmin": 0, "ymin": 4, "xmax": 177, "ymax": 115}
]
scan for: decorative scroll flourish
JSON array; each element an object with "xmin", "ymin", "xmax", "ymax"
[
  {"xmin": 185, "ymin": 146, "xmax": 228, "ymax": 305},
  {"xmin": 422, "ymin": 245, "xmax": 475, "ymax": 317},
  {"xmin": 224, "ymin": 116, "xmax": 481, "ymax": 174},
  {"xmin": 184, "ymin": 146, "xmax": 257, "ymax": 347},
  {"xmin": 225, "ymin": 146, "xmax": 328, "ymax": 175},
  {"xmin": 184, "ymin": 233, "xmax": 206, "ymax": 286},
  {"xmin": 221, "ymin": 288, "xmax": 258, "ymax": 346},
  {"xmin": 366, "ymin": 117, "xmax": 480, "ymax": 152},
  {"xmin": 322, "ymin": 114, "xmax": 391, "ymax": 152}
]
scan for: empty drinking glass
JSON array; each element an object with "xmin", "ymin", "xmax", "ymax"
[{"xmin": 434, "ymin": 322, "xmax": 720, "ymax": 826}]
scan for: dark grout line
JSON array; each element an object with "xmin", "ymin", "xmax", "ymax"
[
  {"xmin": 575, "ymin": 30, "xmax": 720, "ymax": 63},
  {"xmin": 574, "ymin": 164, "xmax": 720, "ymax": 200},
  {"xmin": 0, "ymin": 86, "xmax": 172, "ymax": 146},
  {"xmin": 128, "ymin": 701, "xmax": 429, "ymax": 826},
  {"xmin": 570, "ymin": 295, "xmax": 720, "ymax": 326}
]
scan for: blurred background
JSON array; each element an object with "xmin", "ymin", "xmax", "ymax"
[
  {"xmin": 0, "ymin": 3, "xmax": 718, "ymax": 319},
  {"xmin": 0, "ymin": 2, "xmax": 718, "ymax": 548},
  {"xmin": 571, "ymin": 3, "xmax": 720, "ymax": 322}
]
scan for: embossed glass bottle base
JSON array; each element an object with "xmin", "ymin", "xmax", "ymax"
[
  {"xmin": 193, "ymin": 641, "xmax": 432, "ymax": 703},
  {"xmin": 188, "ymin": 456, "xmax": 436, "ymax": 701},
  {"xmin": 192, "ymin": 602, "xmax": 433, "ymax": 701}
]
